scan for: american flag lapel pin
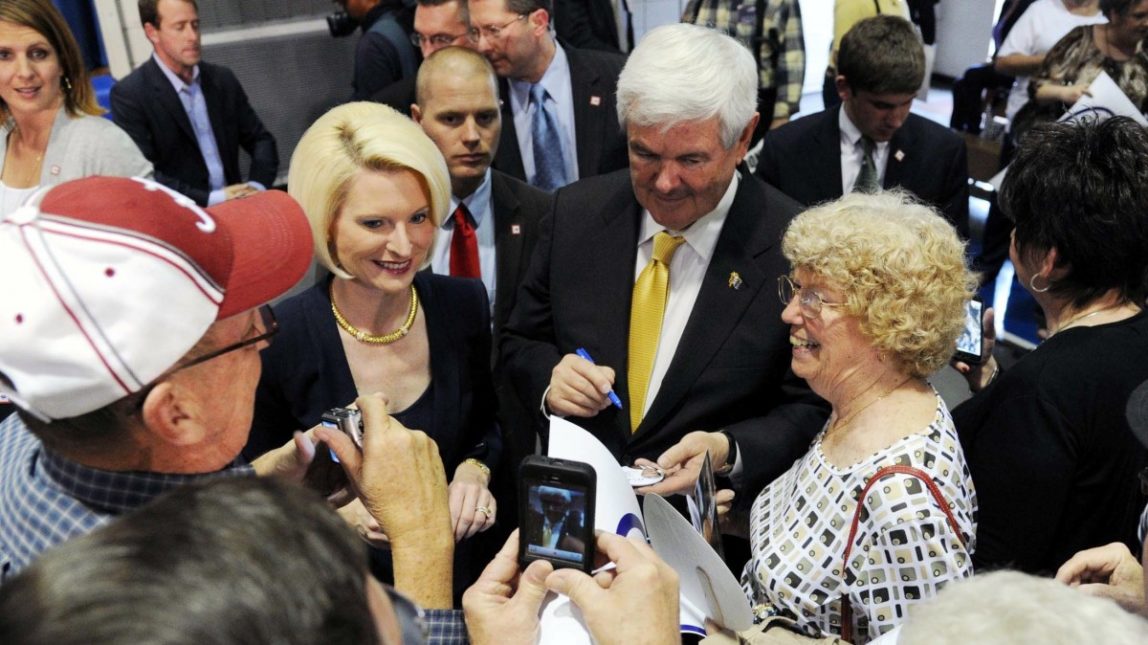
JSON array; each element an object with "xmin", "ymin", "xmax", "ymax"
[
  {"xmin": 511, "ymin": 224, "xmax": 522, "ymax": 235},
  {"xmin": 728, "ymin": 272, "xmax": 743, "ymax": 290},
  {"xmin": 894, "ymin": 150, "xmax": 905, "ymax": 162},
  {"xmin": 590, "ymin": 95, "xmax": 601, "ymax": 107}
]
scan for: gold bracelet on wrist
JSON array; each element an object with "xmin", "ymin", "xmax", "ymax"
[{"xmin": 464, "ymin": 458, "xmax": 490, "ymax": 481}]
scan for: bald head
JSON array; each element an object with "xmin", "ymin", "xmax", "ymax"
[
  {"xmin": 416, "ymin": 46, "xmax": 498, "ymax": 107},
  {"xmin": 412, "ymin": 47, "xmax": 502, "ymax": 198}
]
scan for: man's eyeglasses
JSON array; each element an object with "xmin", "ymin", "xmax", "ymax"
[
  {"xmin": 475, "ymin": 13, "xmax": 529, "ymax": 40},
  {"xmin": 410, "ymin": 29, "xmax": 479, "ymax": 48},
  {"xmin": 777, "ymin": 275, "xmax": 843, "ymax": 318}
]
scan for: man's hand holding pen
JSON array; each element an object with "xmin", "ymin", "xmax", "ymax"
[{"xmin": 546, "ymin": 353, "xmax": 618, "ymax": 417}]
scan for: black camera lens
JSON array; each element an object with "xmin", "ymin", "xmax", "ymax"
[{"xmin": 327, "ymin": 11, "xmax": 358, "ymax": 38}]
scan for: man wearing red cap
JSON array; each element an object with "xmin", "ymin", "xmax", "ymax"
[{"xmin": 0, "ymin": 178, "xmax": 454, "ymax": 615}]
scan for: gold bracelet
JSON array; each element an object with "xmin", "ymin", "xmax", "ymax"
[{"xmin": 464, "ymin": 458, "xmax": 490, "ymax": 481}]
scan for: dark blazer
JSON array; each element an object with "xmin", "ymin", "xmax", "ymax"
[
  {"xmin": 110, "ymin": 58, "xmax": 279, "ymax": 206},
  {"xmin": 494, "ymin": 45, "xmax": 629, "ymax": 184},
  {"xmin": 489, "ymin": 170, "xmax": 552, "ymax": 339},
  {"xmin": 500, "ymin": 169, "xmax": 828, "ymax": 498},
  {"xmin": 243, "ymin": 272, "xmax": 501, "ymax": 473},
  {"xmin": 757, "ymin": 106, "xmax": 970, "ymax": 238},
  {"xmin": 555, "ymin": 0, "xmax": 627, "ymax": 52}
]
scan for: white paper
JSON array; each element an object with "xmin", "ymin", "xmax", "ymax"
[
  {"xmin": 539, "ymin": 418, "xmax": 753, "ymax": 643},
  {"xmin": 1058, "ymin": 70, "xmax": 1148, "ymax": 126}
]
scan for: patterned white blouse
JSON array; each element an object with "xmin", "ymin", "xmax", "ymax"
[{"xmin": 742, "ymin": 397, "xmax": 977, "ymax": 643}]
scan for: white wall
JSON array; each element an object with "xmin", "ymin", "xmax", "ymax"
[{"xmin": 934, "ymin": 0, "xmax": 997, "ymax": 78}]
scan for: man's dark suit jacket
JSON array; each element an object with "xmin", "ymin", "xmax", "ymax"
[
  {"xmin": 489, "ymin": 170, "xmax": 552, "ymax": 339},
  {"xmin": 555, "ymin": 0, "xmax": 627, "ymax": 52},
  {"xmin": 110, "ymin": 58, "xmax": 279, "ymax": 207},
  {"xmin": 494, "ymin": 46, "xmax": 629, "ymax": 184},
  {"xmin": 757, "ymin": 106, "xmax": 970, "ymax": 238},
  {"xmin": 500, "ymin": 169, "xmax": 828, "ymax": 498}
]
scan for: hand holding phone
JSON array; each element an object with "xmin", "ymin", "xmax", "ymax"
[
  {"xmin": 518, "ymin": 456, "xmax": 596, "ymax": 572},
  {"xmin": 954, "ymin": 298, "xmax": 985, "ymax": 365}
]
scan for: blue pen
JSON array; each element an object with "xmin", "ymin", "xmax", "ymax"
[{"xmin": 575, "ymin": 347, "xmax": 624, "ymax": 409}]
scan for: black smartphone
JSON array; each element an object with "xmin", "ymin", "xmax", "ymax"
[
  {"xmin": 518, "ymin": 455, "xmax": 596, "ymax": 573},
  {"xmin": 954, "ymin": 298, "xmax": 985, "ymax": 365}
]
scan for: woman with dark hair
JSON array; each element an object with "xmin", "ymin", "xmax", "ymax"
[
  {"xmin": 955, "ymin": 117, "xmax": 1148, "ymax": 575},
  {"xmin": 1023, "ymin": 0, "xmax": 1148, "ymax": 126},
  {"xmin": 0, "ymin": 0, "xmax": 150, "ymax": 214}
]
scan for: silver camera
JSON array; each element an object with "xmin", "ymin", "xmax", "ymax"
[{"xmin": 320, "ymin": 407, "xmax": 363, "ymax": 449}]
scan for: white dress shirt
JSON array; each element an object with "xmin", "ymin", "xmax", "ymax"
[
  {"xmin": 429, "ymin": 170, "xmax": 497, "ymax": 312},
  {"xmin": 509, "ymin": 43, "xmax": 579, "ymax": 186},
  {"xmin": 632, "ymin": 172, "xmax": 740, "ymax": 419},
  {"xmin": 839, "ymin": 106, "xmax": 890, "ymax": 195}
]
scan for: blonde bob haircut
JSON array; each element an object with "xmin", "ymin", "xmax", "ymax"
[
  {"xmin": 287, "ymin": 102, "xmax": 450, "ymax": 279},
  {"xmin": 782, "ymin": 191, "xmax": 977, "ymax": 379}
]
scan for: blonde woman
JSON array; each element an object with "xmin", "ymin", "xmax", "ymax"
[{"xmin": 246, "ymin": 102, "xmax": 499, "ymax": 601}]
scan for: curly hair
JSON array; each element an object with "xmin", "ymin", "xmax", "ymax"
[{"xmin": 782, "ymin": 191, "xmax": 977, "ymax": 378}]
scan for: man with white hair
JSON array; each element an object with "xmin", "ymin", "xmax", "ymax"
[{"xmin": 501, "ymin": 23, "xmax": 827, "ymax": 500}]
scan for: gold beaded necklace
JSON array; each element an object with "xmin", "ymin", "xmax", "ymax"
[{"xmin": 330, "ymin": 284, "xmax": 419, "ymax": 345}]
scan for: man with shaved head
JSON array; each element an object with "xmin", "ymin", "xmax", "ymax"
[{"xmin": 412, "ymin": 47, "xmax": 552, "ymax": 529}]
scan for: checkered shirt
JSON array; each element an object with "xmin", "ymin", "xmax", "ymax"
[
  {"xmin": 426, "ymin": 608, "xmax": 470, "ymax": 644},
  {"xmin": 0, "ymin": 413, "xmax": 253, "ymax": 584},
  {"xmin": 683, "ymin": 0, "xmax": 806, "ymax": 121}
]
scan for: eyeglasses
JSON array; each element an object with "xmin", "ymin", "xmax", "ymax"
[
  {"xmin": 384, "ymin": 585, "xmax": 430, "ymax": 645},
  {"xmin": 410, "ymin": 29, "xmax": 479, "ymax": 48},
  {"xmin": 777, "ymin": 275, "xmax": 843, "ymax": 318},
  {"xmin": 475, "ymin": 13, "xmax": 529, "ymax": 40}
]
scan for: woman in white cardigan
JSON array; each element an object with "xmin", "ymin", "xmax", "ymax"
[{"xmin": 0, "ymin": 0, "xmax": 151, "ymax": 215}]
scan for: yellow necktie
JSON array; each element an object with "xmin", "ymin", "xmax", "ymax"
[{"xmin": 628, "ymin": 231, "xmax": 686, "ymax": 432}]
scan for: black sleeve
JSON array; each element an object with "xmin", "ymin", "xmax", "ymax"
[
  {"xmin": 953, "ymin": 391, "xmax": 1076, "ymax": 573},
  {"xmin": 499, "ymin": 201, "xmax": 564, "ymax": 443},
  {"xmin": 353, "ymin": 32, "xmax": 404, "ymax": 101},
  {"xmin": 554, "ymin": 0, "xmax": 621, "ymax": 52},
  {"xmin": 940, "ymin": 138, "xmax": 970, "ymax": 239}
]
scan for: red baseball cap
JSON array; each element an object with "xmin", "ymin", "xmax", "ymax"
[{"xmin": 0, "ymin": 176, "xmax": 312, "ymax": 421}]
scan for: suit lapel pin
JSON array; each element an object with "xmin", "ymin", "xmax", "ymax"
[
  {"xmin": 894, "ymin": 150, "xmax": 905, "ymax": 162},
  {"xmin": 728, "ymin": 272, "xmax": 743, "ymax": 290},
  {"xmin": 511, "ymin": 224, "xmax": 522, "ymax": 235},
  {"xmin": 50, "ymin": 165, "xmax": 61, "ymax": 176},
  {"xmin": 590, "ymin": 95, "xmax": 601, "ymax": 107}
]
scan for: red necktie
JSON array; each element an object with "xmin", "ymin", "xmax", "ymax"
[{"xmin": 450, "ymin": 203, "xmax": 481, "ymax": 279}]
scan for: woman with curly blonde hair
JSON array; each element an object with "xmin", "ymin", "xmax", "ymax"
[{"xmin": 741, "ymin": 190, "xmax": 979, "ymax": 642}]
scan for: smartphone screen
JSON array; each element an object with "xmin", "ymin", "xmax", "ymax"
[
  {"xmin": 955, "ymin": 299, "xmax": 984, "ymax": 364},
  {"xmin": 522, "ymin": 481, "xmax": 591, "ymax": 569}
]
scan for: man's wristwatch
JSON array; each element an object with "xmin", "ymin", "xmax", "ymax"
[{"xmin": 716, "ymin": 429, "xmax": 737, "ymax": 476}]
